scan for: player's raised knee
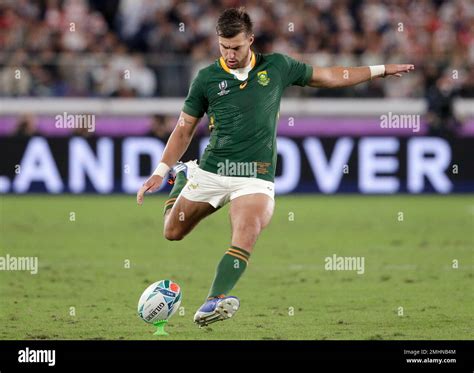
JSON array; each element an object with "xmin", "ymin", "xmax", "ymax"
[{"xmin": 163, "ymin": 225, "xmax": 184, "ymax": 241}]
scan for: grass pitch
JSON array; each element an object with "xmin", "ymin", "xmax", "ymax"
[{"xmin": 0, "ymin": 195, "xmax": 472, "ymax": 340}]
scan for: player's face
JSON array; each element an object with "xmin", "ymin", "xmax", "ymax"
[{"xmin": 218, "ymin": 32, "xmax": 254, "ymax": 69}]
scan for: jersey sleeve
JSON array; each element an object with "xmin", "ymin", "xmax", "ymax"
[
  {"xmin": 275, "ymin": 53, "xmax": 313, "ymax": 88},
  {"xmin": 182, "ymin": 70, "xmax": 208, "ymax": 118}
]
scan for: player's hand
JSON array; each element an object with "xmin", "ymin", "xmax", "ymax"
[
  {"xmin": 384, "ymin": 64, "xmax": 415, "ymax": 77},
  {"xmin": 137, "ymin": 175, "xmax": 163, "ymax": 205}
]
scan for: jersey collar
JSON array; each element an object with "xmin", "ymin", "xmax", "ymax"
[{"xmin": 219, "ymin": 51, "xmax": 256, "ymax": 74}]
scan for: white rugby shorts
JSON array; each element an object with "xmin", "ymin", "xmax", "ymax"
[{"xmin": 179, "ymin": 161, "xmax": 275, "ymax": 208}]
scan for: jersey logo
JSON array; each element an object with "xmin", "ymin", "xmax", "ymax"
[
  {"xmin": 257, "ymin": 70, "xmax": 270, "ymax": 86},
  {"xmin": 218, "ymin": 80, "xmax": 230, "ymax": 96},
  {"xmin": 239, "ymin": 81, "xmax": 248, "ymax": 89}
]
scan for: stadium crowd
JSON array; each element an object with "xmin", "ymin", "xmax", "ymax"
[{"xmin": 0, "ymin": 0, "xmax": 473, "ymax": 98}]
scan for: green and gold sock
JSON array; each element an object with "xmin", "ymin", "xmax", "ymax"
[
  {"xmin": 163, "ymin": 172, "xmax": 187, "ymax": 214},
  {"xmin": 207, "ymin": 246, "xmax": 251, "ymax": 299}
]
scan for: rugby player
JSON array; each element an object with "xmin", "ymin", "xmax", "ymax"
[{"xmin": 137, "ymin": 7, "xmax": 414, "ymax": 327}]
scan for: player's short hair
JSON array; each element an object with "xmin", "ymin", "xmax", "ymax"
[{"xmin": 216, "ymin": 7, "xmax": 253, "ymax": 38}]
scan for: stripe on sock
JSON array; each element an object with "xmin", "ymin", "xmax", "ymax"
[
  {"xmin": 226, "ymin": 251, "xmax": 249, "ymax": 264},
  {"xmin": 163, "ymin": 198, "xmax": 177, "ymax": 214},
  {"xmin": 227, "ymin": 249, "xmax": 250, "ymax": 260},
  {"xmin": 229, "ymin": 246, "xmax": 251, "ymax": 259}
]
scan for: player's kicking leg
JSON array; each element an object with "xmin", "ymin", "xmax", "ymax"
[
  {"xmin": 163, "ymin": 161, "xmax": 217, "ymax": 241},
  {"xmin": 194, "ymin": 193, "xmax": 274, "ymax": 327},
  {"xmin": 164, "ymin": 196, "xmax": 216, "ymax": 241}
]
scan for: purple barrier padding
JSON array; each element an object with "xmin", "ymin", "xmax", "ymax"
[
  {"xmin": 1, "ymin": 115, "xmax": 473, "ymax": 136},
  {"xmin": 277, "ymin": 117, "xmax": 430, "ymax": 135},
  {"xmin": 0, "ymin": 116, "xmax": 153, "ymax": 136}
]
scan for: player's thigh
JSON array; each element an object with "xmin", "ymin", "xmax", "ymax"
[
  {"xmin": 164, "ymin": 195, "xmax": 216, "ymax": 240},
  {"xmin": 229, "ymin": 193, "xmax": 274, "ymax": 250}
]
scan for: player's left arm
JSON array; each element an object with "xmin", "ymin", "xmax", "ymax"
[{"xmin": 307, "ymin": 64, "xmax": 415, "ymax": 88}]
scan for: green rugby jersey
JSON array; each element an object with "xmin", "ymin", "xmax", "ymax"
[{"xmin": 182, "ymin": 52, "xmax": 313, "ymax": 182}]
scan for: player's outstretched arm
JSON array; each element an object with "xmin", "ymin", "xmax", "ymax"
[
  {"xmin": 308, "ymin": 64, "xmax": 415, "ymax": 89},
  {"xmin": 136, "ymin": 111, "xmax": 200, "ymax": 205}
]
